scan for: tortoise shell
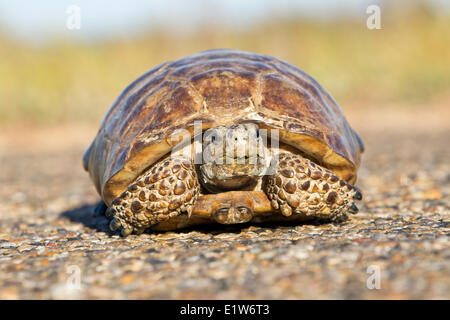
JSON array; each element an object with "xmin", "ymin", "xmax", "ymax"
[{"xmin": 84, "ymin": 49, "xmax": 364, "ymax": 205}]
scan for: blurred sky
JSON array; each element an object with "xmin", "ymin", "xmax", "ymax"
[{"xmin": 0, "ymin": 0, "xmax": 449, "ymax": 43}]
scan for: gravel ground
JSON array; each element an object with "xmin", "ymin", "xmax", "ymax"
[{"xmin": 0, "ymin": 108, "xmax": 448, "ymax": 299}]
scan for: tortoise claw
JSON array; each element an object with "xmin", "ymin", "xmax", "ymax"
[
  {"xmin": 353, "ymin": 189, "xmax": 363, "ymax": 200},
  {"xmin": 109, "ymin": 218, "xmax": 122, "ymax": 231},
  {"xmin": 280, "ymin": 204, "xmax": 292, "ymax": 217},
  {"xmin": 120, "ymin": 227, "xmax": 133, "ymax": 237},
  {"xmin": 348, "ymin": 203, "xmax": 359, "ymax": 214},
  {"xmin": 105, "ymin": 207, "xmax": 113, "ymax": 218}
]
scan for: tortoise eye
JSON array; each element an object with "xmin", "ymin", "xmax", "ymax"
[{"xmin": 216, "ymin": 208, "xmax": 229, "ymax": 215}]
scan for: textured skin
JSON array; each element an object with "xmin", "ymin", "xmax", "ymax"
[
  {"xmin": 84, "ymin": 49, "xmax": 364, "ymax": 206},
  {"xmin": 264, "ymin": 152, "xmax": 361, "ymax": 221},
  {"xmin": 106, "ymin": 157, "xmax": 200, "ymax": 236}
]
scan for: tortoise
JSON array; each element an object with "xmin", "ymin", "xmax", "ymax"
[{"xmin": 83, "ymin": 49, "xmax": 364, "ymax": 236}]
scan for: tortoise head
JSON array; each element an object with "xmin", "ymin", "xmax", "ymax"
[
  {"xmin": 191, "ymin": 190, "xmax": 274, "ymax": 225},
  {"xmin": 194, "ymin": 190, "xmax": 256, "ymax": 224},
  {"xmin": 199, "ymin": 123, "xmax": 269, "ymax": 192}
]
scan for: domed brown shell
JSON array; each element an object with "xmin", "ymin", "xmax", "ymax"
[{"xmin": 84, "ymin": 49, "xmax": 364, "ymax": 205}]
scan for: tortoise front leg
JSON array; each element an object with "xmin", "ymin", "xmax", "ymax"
[
  {"xmin": 263, "ymin": 152, "xmax": 362, "ymax": 221},
  {"xmin": 106, "ymin": 157, "xmax": 200, "ymax": 236}
]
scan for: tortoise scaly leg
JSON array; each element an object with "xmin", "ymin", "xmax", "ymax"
[
  {"xmin": 106, "ymin": 157, "xmax": 200, "ymax": 236},
  {"xmin": 264, "ymin": 152, "xmax": 362, "ymax": 221}
]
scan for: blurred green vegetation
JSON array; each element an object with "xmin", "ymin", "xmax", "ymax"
[{"xmin": 0, "ymin": 2, "xmax": 449, "ymax": 125}]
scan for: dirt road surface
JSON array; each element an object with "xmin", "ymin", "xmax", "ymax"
[{"xmin": 0, "ymin": 106, "xmax": 448, "ymax": 299}]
